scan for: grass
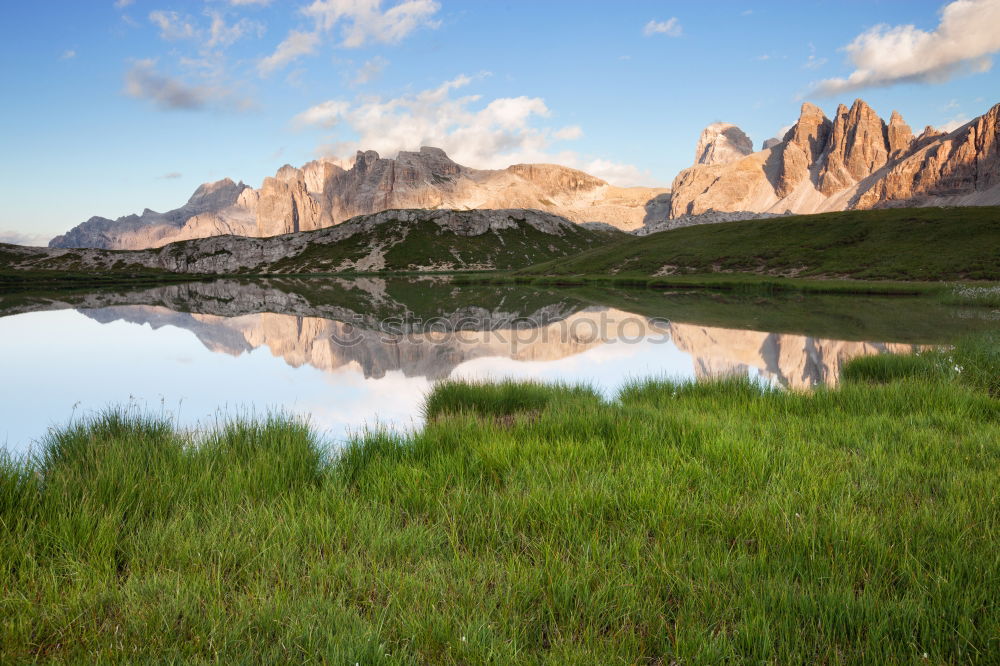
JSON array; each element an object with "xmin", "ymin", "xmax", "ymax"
[
  {"xmin": 2, "ymin": 339, "xmax": 999, "ymax": 662},
  {"xmin": 519, "ymin": 206, "xmax": 1000, "ymax": 282}
]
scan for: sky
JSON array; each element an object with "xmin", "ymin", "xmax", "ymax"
[{"xmin": 1, "ymin": 0, "xmax": 999, "ymax": 244}]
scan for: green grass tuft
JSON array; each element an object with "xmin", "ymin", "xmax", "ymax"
[{"xmin": 423, "ymin": 378, "xmax": 601, "ymax": 420}]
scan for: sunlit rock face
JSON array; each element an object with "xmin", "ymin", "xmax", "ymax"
[
  {"xmin": 669, "ymin": 99, "xmax": 1000, "ymax": 218},
  {"xmin": 49, "ymin": 147, "xmax": 671, "ymax": 249}
]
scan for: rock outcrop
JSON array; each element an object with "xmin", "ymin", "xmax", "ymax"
[
  {"xmin": 669, "ymin": 99, "xmax": 1000, "ymax": 218},
  {"xmin": 50, "ymin": 147, "xmax": 670, "ymax": 249},
  {"xmin": 17, "ymin": 208, "xmax": 618, "ymax": 275},
  {"xmin": 694, "ymin": 123, "xmax": 754, "ymax": 166}
]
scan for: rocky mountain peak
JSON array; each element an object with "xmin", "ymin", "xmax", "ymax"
[
  {"xmin": 669, "ymin": 98, "xmax": 1000, "ymax": 219},
  {"xmin": 887, "ymin": 110, "xmax": 915, "ymax": 157},
  {"xmin": 694, "ymin": 123, "xmax": 754, "ymax": 166},
  {"xmin": 774, "ymin": 102, "xmax": 833, "ymax": 197},
  {"xmin": 185, "ymin": 178, "xmax": 248, "ymax": 214},
  {"xmin": 784, "ymin": 102, "xmax": 832, "ymax": 161}
]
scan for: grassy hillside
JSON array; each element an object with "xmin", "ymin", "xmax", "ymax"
[
  {"xmin": 267, "ymin": 217, "xmax": 620, "ymax": 273},
  {"xmin": 2, "ymin": 337, "xmax": 997, "ymax": 662},
  {"xmin": 520, "ymin": 207, "xmax": 1000, "ymax": 281}
]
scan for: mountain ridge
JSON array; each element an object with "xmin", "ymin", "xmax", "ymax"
[
  {"xmin": 14, "ymin": 208, "xmax": 621, "ymax": 275},
  {"xmin": 50, "ymin": 148, "xmax": 669, "ymax": 249},
  {"xmin": 669, "ymin": 99, "xmax": 1000, "ymax": 217},
  {"xmin": 44, "ymin": 98, "xmax": 1000, "ymax": 251}
]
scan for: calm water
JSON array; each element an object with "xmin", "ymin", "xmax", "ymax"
[{"xmin": 1, "ymin": 278, "xmax": 994, "ymax": 455}]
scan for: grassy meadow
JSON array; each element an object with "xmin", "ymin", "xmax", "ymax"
[
  {"xmin": 1, "ymin": 336, "xmax": 998, "ymax": 663},
  {"xmin": 519, "ymin": 206, "xmax": 1000, "ymax": 282}
]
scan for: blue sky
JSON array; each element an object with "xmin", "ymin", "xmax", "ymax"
[{"xmin": 1, "ymin": 0, "xmax": 998, "ymax": 243}]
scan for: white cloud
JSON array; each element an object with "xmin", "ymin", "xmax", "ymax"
[
  {"xmin": 259, "ymin": 0, "xmax": 439, "ymax": 75},
  {"xmin": 580, "ymin": 159, "xmax": 647, "ymax": 186},
  {"xmin": 643, "ymin": 18, "xmax": 681, "ymax": 38},
  {"xmin": 149, "ymin": 10, "xmax": 198, "ymax": 41},
  {"xmin": 554, "ymin": 125, "xmax": 583, "ymax": 140},
  {"xmin": 205, "ymin": 11, "xmax": 265, "ymax": 49},
  {"xmin": 814, "ymin": 0, "xmax": 1000, "ymax": 96},
  {"xmin": 352, "ymin": 55, "xmax": 388, "ymax": 85},
  {"xmin": 293, "ymin": 99, "xmax": 351, "ymax": 127},
  {"xmin": 60, "ymin": 49, "xmax": 77, "ymax": 60},
  {"xmin": 114, "ymin": 0, "xmax": 134, "ymax": 8},
  {"xmin": 258, "ymin": 29, "xmax": 321, "ymax": 75},
  {"xmin": 303, "ymin": 0, "xmax": 440, "ymax": 47},
  {"xmin": 158, "ymin": 172, "xmax": 183, "ymax": 179},
  {"xmin": 938, "ymin": 114, "xmax": 971, "ymax": 132},
  {"xmin": 0, "ymin": 230, "xmax": 51, "ymax": 246},
  {"xmin": 124, "ymin": 59, "xmax": 251, "ymax": 111},
  {"xmin": 294, "ymin": 75, "xmax": 651, "ymax": 186}
]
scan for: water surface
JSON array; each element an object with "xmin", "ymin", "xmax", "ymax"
[{"xmin": 1, "ymin": 278, "xmax": 993, "ymax": 454}]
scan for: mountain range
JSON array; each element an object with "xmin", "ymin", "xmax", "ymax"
[
  {"xmin": 46, "ymin": 98, "xmax": 999, "ymax": 251},
  {"xmin": 49, "ymin": 148, "xmax": 668, "ymax": 249}
]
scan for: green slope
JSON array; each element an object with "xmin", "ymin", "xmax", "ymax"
[
  {"xmin": 267, "ymin": 217, "xmax": 621, "ymax": 273},
  {"xmin": 519, "ymin": 207, "xmax": 1000, "ymax": 281}
]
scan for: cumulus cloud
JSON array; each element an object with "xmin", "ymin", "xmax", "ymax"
[
  {"xmin": 293, "ymin": 76, "xmax": 650, "ymax": 186},
  {"xmin": 259, "ymin": 0, "xmax": 439, "ymax": 74},
  {"xmin": 258, "ymin": 30, "xmax": 321, "ymax": 75},
  {"xmin": 814, "ymin": 0, "xmax": 1000, "ymax": 96},
  {"xmin": 124, "ymin": 59, "xmax": 251, "ymax": 111},
  {"xmin": 0, "ymin": 230, "xmax": 51, "ymax": 247},
  {"xmin": 643, "ymin": 18, "xmax": 681, "ymax": 37}
]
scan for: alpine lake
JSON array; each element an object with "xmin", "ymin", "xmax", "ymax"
[{"xmin": 2, "ymin": 277, "xmax": 996, "ymax": 455}]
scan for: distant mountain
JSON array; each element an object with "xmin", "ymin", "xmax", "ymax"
[
  {"xmin": 669, "ymin": 99, "xmax": 1000, "ymax": 217},
  {"xmin": 49, "ymin": 148, "xmax": 669, "ymax": 249},
  {"xmin": 45, "ymin": 99, "xmax": 1000, "ymax": 251},
  {"xmin": 13, "ymin": 208, "xmax": 622, "ymax": 275}
]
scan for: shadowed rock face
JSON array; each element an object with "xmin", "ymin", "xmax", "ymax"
[
  {"xmin": 694, "ymin": 123, "xmax": 754, "ymax": 166},
  {"xmin": 50, "ymin": 147, "xmax": 670, "ymax": 249},
  {"xmin": 669, "ymin": 99, "xmax": 1000, "ymax": 218}
]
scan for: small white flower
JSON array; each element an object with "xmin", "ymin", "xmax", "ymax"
[{"xmin": 461, "ymin": 635, "xmax": 467, "ymax": 642}]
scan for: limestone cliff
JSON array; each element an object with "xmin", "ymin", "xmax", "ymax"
[
  {"xmin": 50, "ymin": 147, "xmax": 669, "ymax": 249},
  {"xmin": 669, "ymin": 99, "xmax": 1000, "ymax": 218},
  {"xmin": 694, "ymin": 123, "xmax": 754, "ymax": 166}
]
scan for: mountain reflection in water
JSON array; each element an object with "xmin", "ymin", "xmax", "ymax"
[{"xmin": 2, "ymin": 277, "xmax": 988, "ymax": 454}]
